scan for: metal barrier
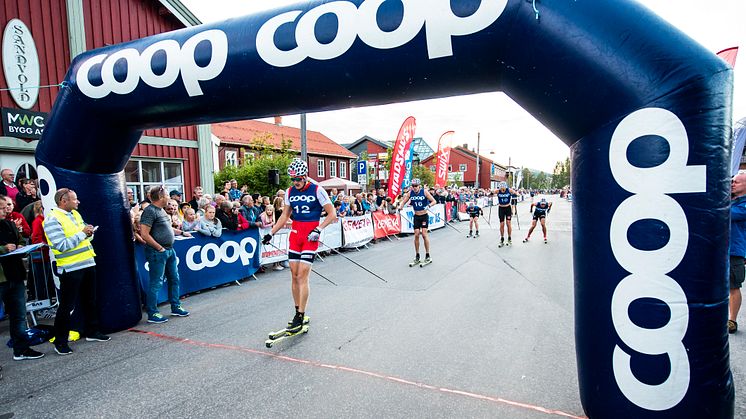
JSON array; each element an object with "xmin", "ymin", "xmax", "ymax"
[{"xmin": 23, "ymin": 245, "xmax": 58, "ymax": 326}]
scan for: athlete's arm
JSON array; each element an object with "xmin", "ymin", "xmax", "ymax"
[
  {"xmin": 398, "ymin": 192, "xmax": 411, "ymax": 210},
  {"xmin": 317, "ymin": 203, "xmax": 337, "ymax": 230},
  {"xmin": 530, "ymin": 203, "xmax": 535, "ymax": 212},
  {"xmin": 270, "ymin": 205, "xmax": 293, "ymax": 236}
]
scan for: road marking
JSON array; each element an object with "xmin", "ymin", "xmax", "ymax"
[{"xmin": 129, "ymin": 328, "xmax": 586, "ymax": 418}]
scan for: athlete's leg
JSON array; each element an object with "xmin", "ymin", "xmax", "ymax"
[
  {"xmin": 413, "ymin": 228, "xmax": 421, "ymax": 254},
  {"xmin": 290, "ymin": 261, "xmax": 311, "ymax": 312},
  {"xmin": 499, "ymin": 221, "xmax": 505, "ymax": 237},
  {"xmin": 422, "ymin": 228, "xmax": 430, "ymax": 254},
  {"xmin": 730, "ymin": 289, "xmax": 742, "ymax": 323},
  {"xmin": 474, "ymin": 219, "xmax": 479, "ymax": 233},
  {"xmin": 527, "ymin": 219, "xmax": 537, "ymax": 237},
  {"xmin": 506, "ymin": 217, "xmax": 513, "ymax": 238},
  {"xmin": 540, "ymin": 217, "xmax": 547, "ymax": 237}
]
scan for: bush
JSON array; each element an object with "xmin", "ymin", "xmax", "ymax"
[{"xmin": 214, "ymin": 136, "xmax": 296, "ymax": 197}]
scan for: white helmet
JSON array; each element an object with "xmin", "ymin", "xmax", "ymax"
[
  {"xmin": 287, "ymin": 158, "xmax": 308, "ymax": 177},
  {"xmin": 411, "ymin": 178, "xmax": 421, "ymax": 186},
  {"xmin": 499, "ymin": 181, "xmax": 508, "ymax": 190}
]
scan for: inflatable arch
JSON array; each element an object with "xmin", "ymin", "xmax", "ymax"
[{"xmin": 36, "ymin": 0, "xmax": 733, "ymax": 416}]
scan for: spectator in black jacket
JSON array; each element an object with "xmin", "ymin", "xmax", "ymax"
[
  {"xmin": 15, "ymin": 179, "xmax": 39, "ymax": 215},
  {"xmin": 216, "ymin": 201, "xmax": 239, "ymax": 231}
]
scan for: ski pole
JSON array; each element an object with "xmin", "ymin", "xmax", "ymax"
[
  {"xmin": 424, "ymin": 207, "xmax": 463, "ymax": 234},
  {"xmin": 316, "ymin": 239, "xmax": 388, "ymax": 283},
  {"xmin": 265, "ymin": 242, "xmax": 338, "ymax": 286}
]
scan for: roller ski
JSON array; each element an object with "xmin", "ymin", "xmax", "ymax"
[
  {"xmin": 498, "ymin": 238, "xmax": 505, "ymax": 248},
  {"xmin": 409, "ymin": 257, "xmax": 421, "ymax": 267},
  {"xmin": 467, "ymin": 232, "xmax": 473, "ymax": 238},
  {"xmin": 266, "ymin": 313, "xmax": 310, "ymax": 348},
  {"xmin": 544, "ymin": 238, "xmax": 548, "ymax": 244},
  {"xmin": 419, "ymin": 256, "xmax": 432, "ymax": 267},
  {"xmin": 265, "ymin": 325, "xmax": 309, "ymax": 348},
  {"xmin": 523, "ymin": 237, "xmax": 530, "ymax": 243}
]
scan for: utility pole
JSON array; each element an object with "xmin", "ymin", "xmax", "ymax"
[
  {"xmin": 300, "ymin": 113, "xmax": 307, "ymax": 161},
  {"xmin": 475, "ymin": 132, "xmax": 480, "ymax": 189}
]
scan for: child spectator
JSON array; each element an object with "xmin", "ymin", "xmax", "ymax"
[
  {"xmin": 181, "ymin": 208, "xmax": 199, "ymax": 232},
  {"xmin": 196, "ymin": 206, "xmax": 222, "ymax": 237}
]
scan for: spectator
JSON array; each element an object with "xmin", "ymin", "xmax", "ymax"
[
  {"xmin": 216, "ymin": 201, "xmax": 240, "ymax": 231},
  {"xmin": 43, "ymin": 188, "xmax": 111, "ymax": 354},
  {"xmin": 165, "ymin": 199, "xmax": 182, "ymax": 228},
  {"xmin": 220, "ymin": 181, "xmax": 231, "ymax": 199},
  {"xmin": 127, "ymin": 188, "xmax": 136, "ymax": 208},
  {"xmin": 188, "ymin": 186, "xmax": 203, "ymax": 211},
  {"xmin": 376, "ymin": 188, "xmax": 386, "ymax": 206},
  {"xmin": 333, "ymin": 200, "xmax": 342, "ymax": 215},
  {"xmin": 169, "ymin": 190, "xmax": 182, "ymax": 203},
  {"xmin": 15, "ymin": 178, "xmax": 39, "ymax": 214},
  {"xmin": 3, "ymin": 196, "xmax": 30, "ymax": 239},
  {"xmin": 178, "ymin": 202, "xmax": 191, "ymax": 220},
  {"xmin": 30, "ymin": 201, "xmax": 46, "ymax": 244},
  {"xmin": 273, "ymin": 196, "xmax": 285, "ymax": 223},
  {"xmin": 239, "ymin": 195, "xmax": 261, "ymax": 229},
  {"xmin": 260, "ymin": 204, "xmax": 275, "ymax": 228},
  {"xmin": 367, "ymin": 193, "xmax": 379, "ymax": 212},
  {"xmin": 730, "ymin": 172, "xmax": 746, "ymax": 334},
  {"xmin": 181, "ymin": 208, "xmax": 200, "ymax": 233},
  {"xmin": 197, "ymin": 197, "xmax": 211, "ymax": 217},
  {"xmin": 0, "ymin": 169, "xmax": 18, "ymax": 205},
  {"xmin": 139, "ymin": 185, "xmax": 191, "ymax": 324},
  {"xmin": 382, "ymin": 196, "xmax": 397, "ymax": 214},
  {"xmin": 329, "ymin": 188, "xmax": 338, "ymax": 204},
  {"xmin": 350, "ymin": 201, "xmax": 361, "ymax": 216},
  {"xmin": 234, "ymin": 201, "xmax": 249, "ymax": 230},
  {"xmin": 196, "ymin": 206, "xmax": 222, "ymax": 237},
  {"xmin": 0, "ymin": 197, "xmax": 44, "ymax": 361},
  {"xmin": 338, "ymin": 197, "xmax": 349, "ymax": 217},
  {"xmin": 214, "ymin": 194, "xmax": 227, "ymax": 210},
  {"xmin": 260, "ymin": 196, "xmax": 271, "ymax": 213},
  {"xmin": 355, "ymin": 193, "xmax": 369, "ymax": 214},
  {"xmin": 132, "ymin": 211, "xmax": 146, "ymax": 245},
  {"xmin": 228, "ymin": 179, "xmax": 241, "ymax": 201}
]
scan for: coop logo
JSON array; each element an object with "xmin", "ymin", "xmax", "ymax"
[
  {"xmin": 256, "ymin": 0, "xmax": 507, "ymax": 67},
  {"xmin": 185, "ymin": 237, "xmax": 257, "ymax": 271},
  {"xmin": 76, "ymin": 29, "xmax": 228, "ymax": 99},
  {"xmin": 608, "ymin": 108, "xmax": 705, "ymax": 411},
  {"xmin": 289, "ymin": 194, "xmax": 317, "ymax": 203}
]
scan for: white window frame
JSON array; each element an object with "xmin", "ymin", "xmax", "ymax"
[
  {"xmin": 125, "ymin": 159, "xmax": 184, "ymax": 203},
  {"xmin": 317, "ymin": 159, "xmax": 325, "ymax": 177},
  {"xmin": 244, "ymin": 151, "xmax": 255, "ymax": 163},
  {"xmin": 340, "ymin": 161, "xmax": 347, "ymax": 179},
  {"xmin": 329, "ymin": 160, "xmax": 337, "ymax": 178},
  {"xmin": 225, "ymin": 150, "xmax": 237, "ymax": 166},
  {"xmin": 459, "ymin": 164, "xmax": 467, "ymax": 172}
]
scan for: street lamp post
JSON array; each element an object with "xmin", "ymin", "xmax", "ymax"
[{"xmin": 475, "ymin": 132, "xmax": 480, "ymax": 189}]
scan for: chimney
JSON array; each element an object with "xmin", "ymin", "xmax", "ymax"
[
  {"xmin": 274, "ymin": 116, "xmax": 283, "ymax": 126},
  {"xmin": 463, "ymin": 143, "xmax": 468, "ymax": 148}
]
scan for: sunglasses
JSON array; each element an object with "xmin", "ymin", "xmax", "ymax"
[{"xmin": 291, "ymin": 176, "xmax": 305, "ymax": 182}]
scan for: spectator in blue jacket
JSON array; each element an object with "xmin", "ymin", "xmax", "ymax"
[{"xmin": 729, "ymin": 172, "xmax": 746, "ymax": 334}]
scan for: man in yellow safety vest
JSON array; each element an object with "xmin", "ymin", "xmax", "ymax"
[{"xmin": 43, "ymin": 188, "xmax": 110, "ymax": 356}]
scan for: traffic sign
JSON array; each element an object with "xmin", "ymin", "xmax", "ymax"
[
  {"xmin": 357, "ymin": 161, "xmax": 367, "ymax": 175},
  {"xmin": 357, "ymin": 174, "xmax": 366, "ymax": 184}
]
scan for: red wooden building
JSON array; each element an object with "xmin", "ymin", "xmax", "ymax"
[
  {"xmin": 1, "ymin": 0, "xmax": 210, "ymax": 203},
  {"xmin": 211, "ymin": 118, "xmax": 357, "ymax": 182},
  {"xmin": 420, "ymin": 146, "xmax": 507, "ymax": 188}
]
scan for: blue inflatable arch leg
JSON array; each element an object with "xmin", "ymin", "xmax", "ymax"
[{"xmin": 36, "ymin": 1, "xmax": 733, "ymax": 416}]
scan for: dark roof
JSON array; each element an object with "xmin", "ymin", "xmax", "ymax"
[{"xmin": 344, "ymin": 135, "xmax": 391, "ymax": 151}]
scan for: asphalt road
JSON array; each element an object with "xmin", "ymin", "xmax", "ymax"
[{"xmin": 1, "ymin": 195, "xmax": 743, "ymax": 418}]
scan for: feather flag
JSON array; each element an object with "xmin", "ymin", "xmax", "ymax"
[
  {"xmin": 387, "ymin": 116, "xmax": 416, "ymax": 199},
  {"xmin": 717, "ymin": 46, "xmax": 738, "ymax": 68},
  {"xmin": 435, "ymin": 131, "xmax": 455, "ymax": 188}
]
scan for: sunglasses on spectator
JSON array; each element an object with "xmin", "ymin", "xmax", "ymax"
[{"xmin": 291, "ymin": 176, "xmax": 305, "ymax": 182}]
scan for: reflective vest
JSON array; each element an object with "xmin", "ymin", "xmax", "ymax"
[{"xmin": 44, "ymin": 208, "xmax": 96, "ymax": 267}]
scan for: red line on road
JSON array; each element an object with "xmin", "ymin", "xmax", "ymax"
[{"xmin": 128, "ymin": 328, "xmax": 586, "ymax": 418}]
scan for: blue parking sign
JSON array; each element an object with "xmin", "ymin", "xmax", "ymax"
[{"xmin": 357, "ymin": 161, "xmax": 367, "ymax": 175}]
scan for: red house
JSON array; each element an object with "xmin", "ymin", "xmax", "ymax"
[
  {"xmin": 1, "ymin": 0, "xmax": 209, "ymax": 203},
  {"xmin": 211, "ymin": 118, "xmax": 357, "ymax": 182},
  {"xmin": 420, "ymin": 146, "xmax": 507, "ymax": 188}
]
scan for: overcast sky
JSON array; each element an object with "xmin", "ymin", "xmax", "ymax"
[{"xmin": 180, "ymin": 0, "xmax": 744, "ymax": 172}]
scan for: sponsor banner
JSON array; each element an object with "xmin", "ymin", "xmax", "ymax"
[
  {"xmin": 372, "ymin": 211, "xmax": 401, "ymax": 239},
  {"xmin": 400, "ymin": 204, "xmax": 446, "ymax": 233},
  {"xmin": 435, "ymin": 131, "xmax": 454, "ymax": 187},
  {"xmin": 259, "ymin": 227, "xmax": 290, "ymax": 264},
  {"xmin": 402, "ymin": 140, "xmax": 415, "ymax": 189},
  {"xmin": 1, "ymin": 107, "xmax": 46, "ymax": 140},
  {"xmin": 318, "ymin": 217, "xmax": 342, "ymax": 252},
  {"xmin": 134, "ymin": 229, "xmax": 260, "ymax": 304},
  {"xmin": 341, "ymin": 215, "xmax": 374, "ymax": 248},
  {"xmin": 445, "ymin": 202, "xmax": 453, "ymax": 222},
  {"xmin": 387, "ymin": 116, "xmax": 416, "ymax": 200}
]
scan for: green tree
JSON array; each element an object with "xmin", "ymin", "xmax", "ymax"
[
  {"xmin": 551, "ymin": 157, "xmax": 571, "ymax": 189},
  {"xmin": 412, "ymin": 164, "xmax": 435, "ymax": 188},
  {"xmin": 521, "ymin": 168, "xmax": 532, "ymax": 189},
  {"xmin": 214, "ymin": 134, "xmax": 296, "ymax": 197}
]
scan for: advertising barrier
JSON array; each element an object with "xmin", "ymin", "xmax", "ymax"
[
  {"xmin": 134, "ymin": 229, "xmax": 261, "ymax": 304},
  {"xmin": 341, "ymin": 215, "xmax": 374, "ymax": 248},
  {"xmin": 372, "ymin": 211, "xmax": 401, "ymax": 239},
  {"xmin": 318, "ymin": 218, "xmax": 343, "ymax": 252},
  {"xmin": 400, "ymin": 204, "xmax": 446, "ymax": 233},
  {"xmin": 259, "ymin": 227, "xmax": 290, "ymax": 264}
]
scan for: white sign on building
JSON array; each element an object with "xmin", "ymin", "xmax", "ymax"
[{"xmin": 2, "ymin": 19, "xmax": 40, "ymax": 110}]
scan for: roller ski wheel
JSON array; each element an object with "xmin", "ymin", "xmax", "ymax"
[
  {"xmin": 419, "ymin": 257, "xmax": 432, "ymax": 268},
  {"xmin": 265, "ymin": 325, "xmax": 309, "ymax": 348},
  {"xmin": 408, "ymin": 258, "xmax": 421, "ymax": 267},
  {"xmin": 507, "ymin": 239, "xmax": 512, "ymax": 246},
  {"xmin": 523, "ymin": 238, "xmax": 529, "ymax": 243},
  {"xmin": 544, "ymin": 238, "xmax": 548, "ymax": 244},
  {"xmin": 498, "ymin": 241, "xmax": 504, "ymax": 248},
  {"xmin": 466, "ymin": 233, "xmax": 472, "ymax": 238}
]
